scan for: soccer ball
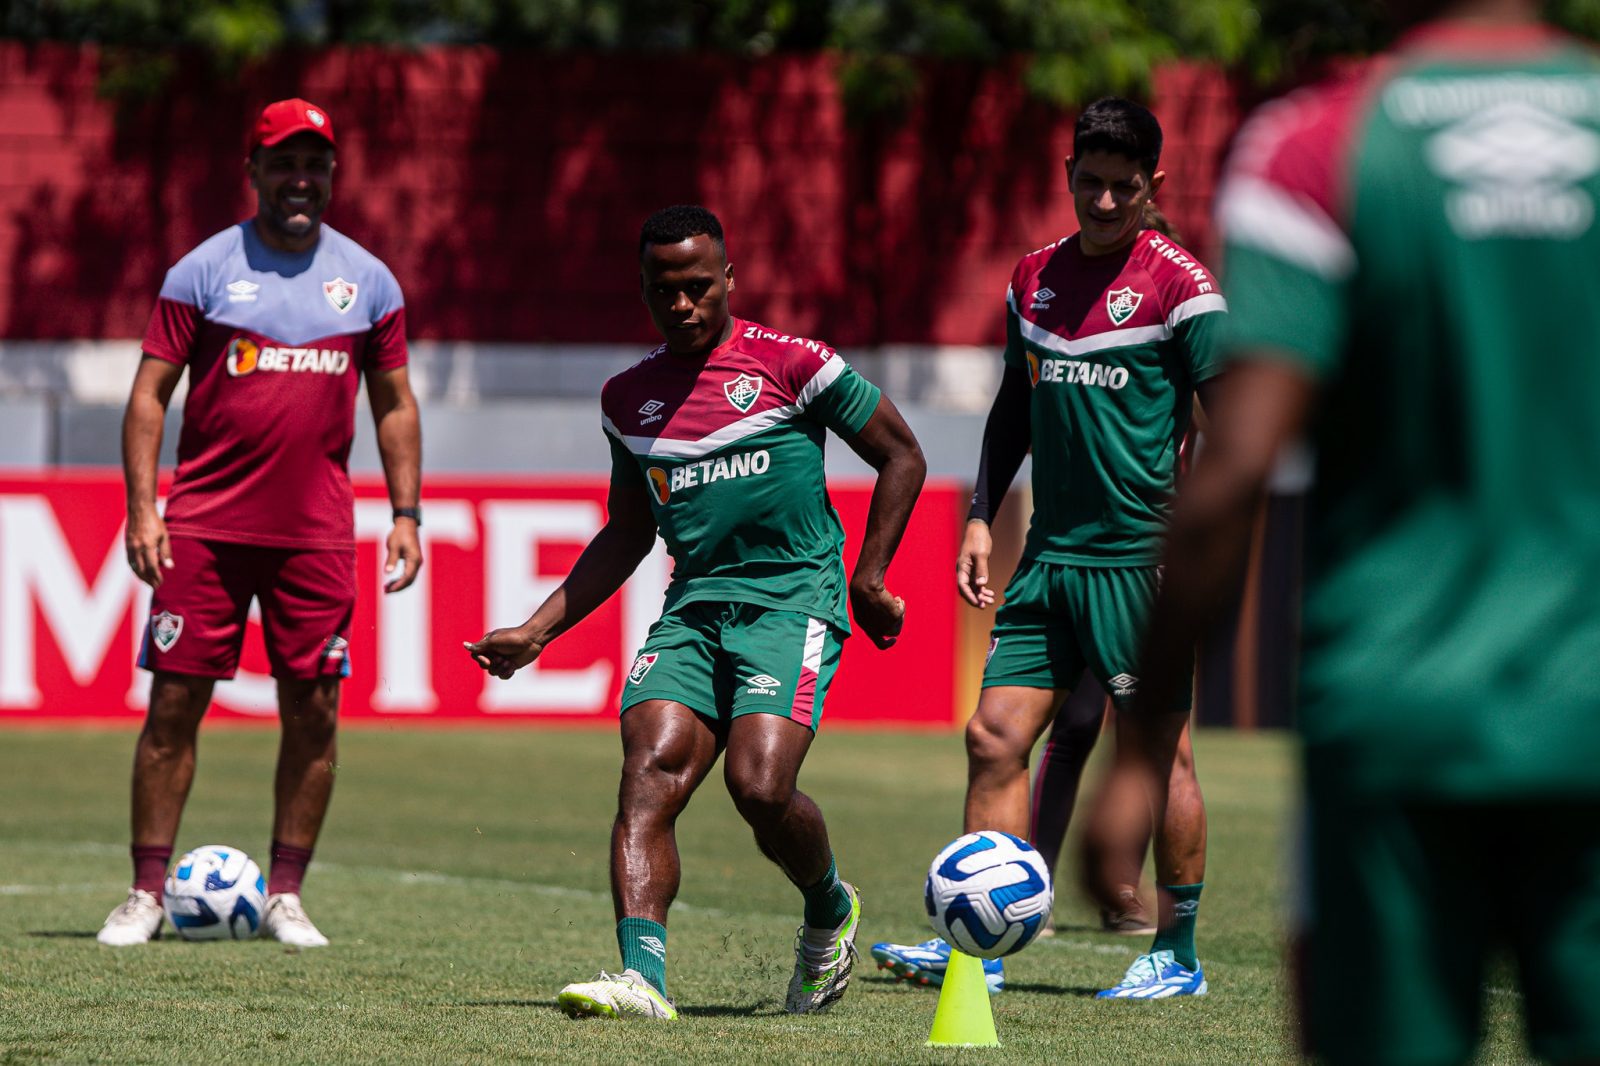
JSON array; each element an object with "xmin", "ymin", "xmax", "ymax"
[
  {"xmin": 925, "ymin": 830, "xmax": 1053, "ymax": 959},
  {"xmin": 163, "ymin": 845, "xmax": 267, "ymax": 941}
]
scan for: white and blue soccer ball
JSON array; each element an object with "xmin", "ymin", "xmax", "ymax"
[
  {"xmin": 163, "ymin": 845, "xmax": 267, "ymax": 941},
  {"xmin": 925, "ymin": 830, "xmax": 1053, "ymax": 959}
]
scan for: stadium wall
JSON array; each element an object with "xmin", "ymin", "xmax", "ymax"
[{"xmin": 0, "ymin": 44, "xmax": 1239, "ymax": 347}]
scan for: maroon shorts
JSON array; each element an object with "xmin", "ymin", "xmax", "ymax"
[{"xmin": 138, "ymin": 537, "xmax": 356, "ymax": 681}]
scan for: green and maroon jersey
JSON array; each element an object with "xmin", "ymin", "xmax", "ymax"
[
  {"xmin": 1004, "ymin": 231, "xmax": 1226, "ymax": 565},
  {"xmin": 1219, "ymin": 20, "xmax": 1600, "ymax": 798},
  {"xmin": 601, "ymin": 319, "xmax": 881, "ymax": 633}
]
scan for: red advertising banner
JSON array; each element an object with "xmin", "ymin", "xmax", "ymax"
[{"xmin": 0, "ymin": 471, "xmax": 961, "ymax": 726}]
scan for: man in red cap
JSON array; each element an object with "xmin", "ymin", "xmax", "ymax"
[{"xmin": 98, "ymin": 98, "xmax": 423, "ymax": 948}]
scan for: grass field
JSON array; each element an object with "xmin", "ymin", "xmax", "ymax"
[{"xmin": 0, "ymin": 727, "xmax": 1536, "ymax": 1064}]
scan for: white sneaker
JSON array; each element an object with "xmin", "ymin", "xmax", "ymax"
[
  {"xmin": 260, "ymin": 892, "xmax": 329, "ymax": 947},
  {"xmin": 97, "ymin": 888, "xmax": 163, "ymax": 946},
  {"xmin": 786, "ymin": 882, "xmax": 861, "ymax": 1014},
  {"xmin": 558, "ymin": 969, "xmax": 678, "ymax": 1020}
]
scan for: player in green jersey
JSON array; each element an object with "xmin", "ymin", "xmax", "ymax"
[
  {"xmin": 468, "ymin": 206, "xmax": 926, "ymax": 1020},
  {"xmin": 1085, "ymin": 0, "xmax": 1600, "ymax": 1059},
  {"xmin": 873, "ymin": 99, "xmax": 1225, "ymax": 998}
]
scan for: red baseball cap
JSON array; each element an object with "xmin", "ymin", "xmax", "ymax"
[{"xmin": 249, "ymin": 98, "xmax": 336, "ymax": 153}]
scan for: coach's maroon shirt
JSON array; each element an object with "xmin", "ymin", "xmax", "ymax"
[{"xmin": 142, "ymin": 222, "xmax": 407, "ymax": 549}]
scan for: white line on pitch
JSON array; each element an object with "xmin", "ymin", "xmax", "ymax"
[{"xmin": 0, "ymin": 882, "xmax": 119, "ymax": 895}]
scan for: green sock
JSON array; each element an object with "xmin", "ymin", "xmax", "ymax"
[
  {"xmin": 800, "ymin": 855, "xmax": 852, "ymax": 930},
  {"xmin": 616, "ymin": 917, "xmax": 668, "ymax": 995},
  {"xmin": 1151, "ymin": 883, "xmax": 1203, "ymax": 971}
]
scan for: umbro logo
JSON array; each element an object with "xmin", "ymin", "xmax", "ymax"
[
  {"xmin": 745, "ymin": 673, "xmax": 782, "ymax": 696},
  {"xmin": 639, "ymin": 935, "xmax": 666, "ymax": 960},
  {"xmin": 639, "ymin": 399, "xmax": 665, "ymax": 426},
  {"xmin": 226, "ymin": 279, "xmax": 260, "ymax": 303},
  {"xmin": 1109, "ymin": 673, "xmax": 1139, "ymax": 697},
  {"xmin": 1030, "ymin": 287, "xmax": 1055, "ymax": 310}
]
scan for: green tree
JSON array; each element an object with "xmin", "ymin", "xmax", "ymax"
[{"xmin": 3, "ymin": 1, "xmax": 1598, "ymax": 116}]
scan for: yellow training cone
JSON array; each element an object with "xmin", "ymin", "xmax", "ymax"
[{"xmin": 926, "ymin": 949, "xmax": 1000, "ymax": 1048}]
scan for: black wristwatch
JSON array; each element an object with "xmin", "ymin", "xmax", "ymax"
[{"xmin": 392, "ymin": 506, "xmax": 422, "ymax": 527}]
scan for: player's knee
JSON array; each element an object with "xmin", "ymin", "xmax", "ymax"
[
  {"xmin": 618, "ymin": 748, "xmax": 697, "ymax": 817},
  {"xmin": 137, "ymin": 719, "xmax": 197, "ymax": 764},
  {"xmin": 142, "ymin": 678, "xmax": 208, "ymax": 747},
  {"xmin": 966, "ymin": 713, "xmax": 1026, "ymax": 771},
  {"xmin": 279, "ymin": 693, "xmax": 339, "ymax": 747},
  {"xmin": 725, "ymin": 770, "xmax": 792, "ymax": 824}
]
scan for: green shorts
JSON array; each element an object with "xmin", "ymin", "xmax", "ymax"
[
  {"xmin": 1302, "ymin": 770, "xmax": 1600, "ymax": 1064},
  {"xmin": 982, "ymin": 559, "xmax": 1190, "ymax": 711},
  {"xmin": 620, "ymin": 601, "xmax": 844, "ymax": 730}
]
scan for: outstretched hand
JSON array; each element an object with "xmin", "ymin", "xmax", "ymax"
[
  {"xmin": 849, "ymin": 580, "xmax": 906, "ymax": 650},
  {"xmin": 463, "ymin": 627, "xmax": 544, "ymax": 680}
]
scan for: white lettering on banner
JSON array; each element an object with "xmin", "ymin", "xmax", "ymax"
[
  {"xmin": 124, "ymin": 575, "xmax": 153, "ymax": 710},
  {"xmin": 481, "ymin": 501, "xmax": 613, "ymax": 712},
  {"xmin": 624, "ymin": 541, "xmax": 671, "ymax": 681},
  {"xmin": 354, "ymin": 500, "xmax": 478, "ymax": 713},
  {"xmin": 0, "ymin": 497, "xmax": 138, "ymax": 705},
  {"xmin": 0, "ymin": 488, "xmax": 686, "ymax": 718}
]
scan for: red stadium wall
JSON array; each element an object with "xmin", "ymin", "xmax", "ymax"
[
  {"xmin": 0, "ymin": 471, "xmax": 962, "ymax": 726},
  {"xmin": 0, "ymin": 44, "xmax": 1239, "ymax": 346}
]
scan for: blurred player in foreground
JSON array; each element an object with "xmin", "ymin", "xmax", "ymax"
[
  {"xmin": 1086, "ymin": 0, "xmax": 1600, "ymax": 1058},
  {"xmin": 100, "ymin": 99, "xmax": 422, "ymax": 948},
  {"xmin": 874, "ymin": 99, "xmax": 1224, "ymax": 998},
  {"xmin": 467, "ymin": 205, "xmax": 926, "ymax": 1020}
]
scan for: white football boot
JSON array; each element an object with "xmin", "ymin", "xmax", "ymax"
[
  {"xmin": 97, "ymin": 888, "xmax": 164, "ymax": 946},
  {"xmin": 786, "ymin": 882, "xmax": 862, "ymax": 1014},
  {"xmin": 260, "ymin": 892, "xmax": 330, "ymax": 947},
  {"xmin": 558, "ymin": 969, "xmax": 678, "ymax": 1020}
]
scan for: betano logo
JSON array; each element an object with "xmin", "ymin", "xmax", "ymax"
[
  {"xmin": 226, "ymin": 336, "xmax": 260, "ymax": 376},
  {"xmin": 1026, "ymin": 351, "xmax": 1129, "ymax": 391},
  {"xmin": 646, "ymin": 467, "xmax": 671, "ymax": 504},
  {"xmin": 226, "ymin": 335, "xmax": 351, "ymax": 378},
  {"xmin": 646, "ymin": 450, "xmax": 772, "ymax": 504}
]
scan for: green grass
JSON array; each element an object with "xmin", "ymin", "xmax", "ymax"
[{"xmin": 0, "ymin": 728, "xmax": 1534, "ymax": 1064}]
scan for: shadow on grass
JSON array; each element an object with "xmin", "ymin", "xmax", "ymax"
[
  {"xmin": 679, "ymin": 1003, "xmax": 769, "ymax": 1018},
  {"xmin": 449, "ymin": 998, "xmax": 772, "ymax": 1017},
  {"xmin": 27, "ymin": 931, "xmax": 98, "ymax": 939},
  {"xmin": 1003, "ymin": 981, "xmax": 1102, "ymax": 997}
]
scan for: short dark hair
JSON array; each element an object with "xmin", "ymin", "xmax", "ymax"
[
  {"xmin": 1073, "ymin": 98, "xmax": 1163, "ymax": 176},
  {"xmin": 639, "ymin": 205, "xmax": 725, "ymax": 258}
]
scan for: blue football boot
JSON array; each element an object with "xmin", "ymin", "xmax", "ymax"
[
  {"xmin": 1095, "ymin": 950, "xmax": 1208, "ymax": 999},
  {"xmin": 869, "ymin": 937, "xmax": 1005, "ymax": 993}
]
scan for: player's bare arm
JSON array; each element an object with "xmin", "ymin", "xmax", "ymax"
[
  {"xmin": 836, "ymin": 393, "xmax": 926, "ymax": 650},
  {"xmin": 1081, "ymin": 359, "xmax": 1311, "ymax": 906},
  {"xmin": 466, "ymin": 467, "xmax": 659, "ymax": 678},
  {"xmin": 121, "ymin": 355, "xmax": 184, "ymax": 588},
  {"xmin": 365, "ymin": 364, "xmax": 423, "ymax": 593},
  {"xmin": 960, "ymin": 363, "xmax": 1031, "ymax": 608}
]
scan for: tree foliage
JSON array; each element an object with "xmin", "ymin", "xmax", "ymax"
[{"xmin": 4, "ymin": 1, "xmax": 1598, "ymax": 117}]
